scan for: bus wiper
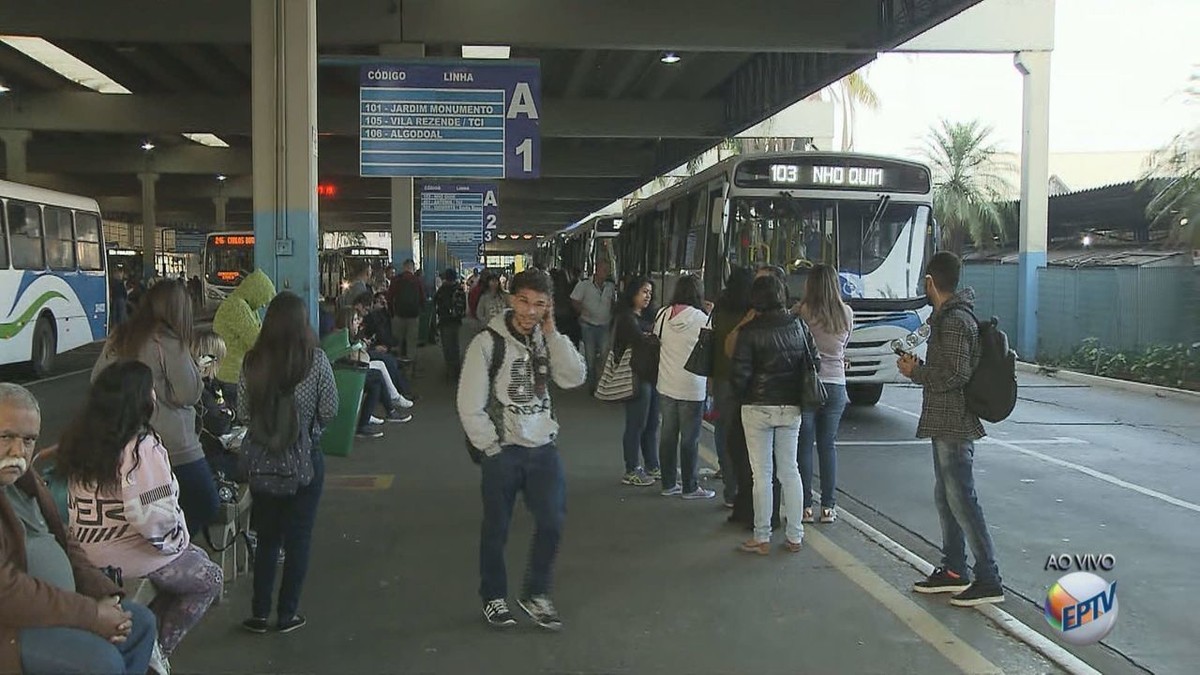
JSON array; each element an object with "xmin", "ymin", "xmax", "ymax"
[{"xmin": 863, "ymin": 195, "xmax": 891, "ymax": 245}]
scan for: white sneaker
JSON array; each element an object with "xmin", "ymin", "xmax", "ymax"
[
  {"xmin": 368, "ymin": 415, "xmax": 384, "ymax": 425},
  {"xmin": 393, "ymin": 394, "xmax": 414, "ymax": 409}
]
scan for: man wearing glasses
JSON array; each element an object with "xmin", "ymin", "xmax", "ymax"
[{"xmin": 457, "ymin": 270, "xmax": 586, "ymax": 632}]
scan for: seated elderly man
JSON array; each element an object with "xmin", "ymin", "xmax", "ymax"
[{"xmin": 0, "ymin": 383, "xmax": 157, "ymax": 675}]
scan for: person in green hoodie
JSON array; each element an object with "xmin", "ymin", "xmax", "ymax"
[{"xmin": 213, "ymin": 269, "xmax": 277, "ymax": 411}]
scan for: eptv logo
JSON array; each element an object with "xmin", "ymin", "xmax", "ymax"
[{"xmin": 1043, "ymin": 572, "xmax": 1119, "ymax": 646}]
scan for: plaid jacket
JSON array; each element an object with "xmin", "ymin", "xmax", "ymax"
[{"xmin": 911, "ymin": 288, "xmax": 985, "ymax": 440}]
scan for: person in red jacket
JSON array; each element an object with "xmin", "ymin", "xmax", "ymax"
[
  {"xmin": 386, "ymin": 259, "xmax": 427, "ymax": 361},
  {"xmin": 0, "ymin": 383, "xmax": 157, "ymax": 675}
]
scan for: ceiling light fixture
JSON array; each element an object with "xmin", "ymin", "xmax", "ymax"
[
  {"xmin": 1081, "ymin": 234, "xmax": 1093, "ymax": 247},
  {"xmin": 462, "ymin": 45, "xmax": 511, "ymax": 59},
  {"xmin": 523, "ymin": 233, "xmax": 534, "ymax": 240},
  {"xmin": 216, "ymin": 174, "xmax": 227, "ymax": 182},
  {"xmin": 0, "ymin": 84, "xmax": 9, "ymax": 94},
  {"xmin": 660, "ymin": 51, "xmax": 681, "ymax": 64},
  {"xmin": 0, "ymin": 36, "xmax": 230, "ymax": 148},
  {"xmin": 141, "ymin": 140, "xmax": 155, "ymax": 151}
]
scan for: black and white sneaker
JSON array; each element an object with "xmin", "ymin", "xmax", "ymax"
[
  {"xmin": 385, "ymin": 410, "xmax": 413, "ymax": 423},
  {"xmin": 277, "ymin": 614, "xmax": 307, "ymax": 633},
  {"xmin": 913, "ymin": 567, "xmax": 971, "ymax": 594},
  {"xmin": 517, "ymin": 595, "xmax": 562, "ymax": 631},
  {"xmin": 482, "ymin": 598, "xmax": 517, "ymax": 628},
  {"xmin": 950, "ymin": 580, "xmax": 1005, "ymax": 607},
  {"xmin": 355, "ymin": 427, "xmax": 384, "ymax": 439}
]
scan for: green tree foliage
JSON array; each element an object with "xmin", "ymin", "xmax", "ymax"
[
  {"xmin": 922, "ymin": 119, "xmax": 1014, "ymax": 253},
  {"xmin": 1142, "ymin": 67, "xmax": 1199, "ymax": 248}
]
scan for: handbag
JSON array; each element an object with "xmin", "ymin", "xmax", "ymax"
[
  {"xmin": 799, "ymin": 319, "xmax": 828, "ymax": 410},
  {"xmin": 630, "ymin": 308, "xmax": 667, "ymax": 385},
  {"xmin": 594, "ymin": 343, "xmax": 635, "ymax": 402},
  {"xmin": 684, "ymin": 313, "xmax": 715, "ymax": 377}
]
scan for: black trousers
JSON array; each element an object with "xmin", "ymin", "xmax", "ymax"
[{"xmin": 726, "ymin": 404, "xmax": 781, "ymax": 527}]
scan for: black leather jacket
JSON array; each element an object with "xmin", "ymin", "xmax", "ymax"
[{"xmin": 730, "ymin": 310, "xmax": 816, "ymax": 405}]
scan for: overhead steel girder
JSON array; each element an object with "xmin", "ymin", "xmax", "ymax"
[
  {"xmin": 26, "ymin": 140, "xmax": 656, "ymax": 178},
  {"xmin": 0, "ymin": 93, "xmax": 726, "ymax": 139},
  {"xmin": 0, "ymin": 0, "xmax": 919, "ymax": 52}
]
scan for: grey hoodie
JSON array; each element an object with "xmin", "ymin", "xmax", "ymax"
[{"xmin": 457, "ymin": 311, "xmax": 587, "ymax": 456}]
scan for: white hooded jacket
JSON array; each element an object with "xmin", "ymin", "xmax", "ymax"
[
  {"xmin": 457, "ymin": 311, "xmax": 587, "ymax": 456},
  {"xmin": 655, "ymin": 304, "xmax": 709, "ymax": 402}
]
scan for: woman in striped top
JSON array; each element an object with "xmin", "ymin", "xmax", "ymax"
[{"xmin": 61, "ymin": 360, "xmax": 223, "ymax": 657}]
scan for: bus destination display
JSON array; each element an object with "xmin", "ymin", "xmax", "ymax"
[
  {"xmin": 212, "ymin": 235, "xmax": 255, "ymax": 246},
  {"xmin": 736, "ymin": 157, "xmax": 930, "ymax": 193}
]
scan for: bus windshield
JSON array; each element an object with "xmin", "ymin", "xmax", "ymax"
[
  {"xmin": 730, "ymin": 197, "xmax": 931, "ymax": 299},
  {"xmin": 204, "ymin": 243, "xmax": 254, "ymax": 287}
]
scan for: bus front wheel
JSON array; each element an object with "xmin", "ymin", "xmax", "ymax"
[
  {"xmin": 847, "ymin": 383, "xmax": 883, "ymax": 406},
  {"xmin": 30, "ymin": 317, "xmax": 56, "ymax": 378}
]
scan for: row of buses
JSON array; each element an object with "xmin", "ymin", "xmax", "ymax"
[
  {"xmin": 0, "ymin": 178, "xmax": 391, "ymax": 377},
  {"xmin": 539, "ymin": 151, "xmax": 938, "ymax": 406}
]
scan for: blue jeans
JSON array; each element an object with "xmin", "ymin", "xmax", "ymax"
[
  {"xmin": 741, "ymin": 405, "xmax": 805, "ymax": 544},
  {"xmin": 622, "ymin": 380, "xmax": 661, "ymax": 474},
  {"xmin": 932, "ymin": 438, "xmax": 1001, "ymax": 584},
  {"xmin": 580, "ymin": 322, "xmax": 609, "ymax": 389},
  {"xmin": 798, "ymin": 383, "xmax": 848, "ymax": 509},
  {"xmin": 658, "ymin": 396, "xmax": 703, "ymax": 492},
  {"xmin": 370, "ymin": 351, "xmax": 412, "ymax": 396},
  {"xmin": 251, "ymin": 450, "xmax": 325, "ymax": 619},
  {"xmin": 358, "ymin": 368, "xmax": 386, "ymax": 429},
  {"xmin": 479, "ymin": 444, "xmax": 566, "ymax": 601},
  {"xmin": 174, "ymin": 457, "xmax": 219, "ymax": 536},
  {"xmin": 712, "ymin": 379, "xmax": 739, "ymax": 502},
  {"xmin": 20, "ymin": 600, "xmax": 156, "ymax": 675}
]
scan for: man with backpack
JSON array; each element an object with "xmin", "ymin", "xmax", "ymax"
[
  {"xmin": 387, "ymin": 259, "xmax": 426, "ymax": 362},
  {"xmin": 456, "ymin": 270, "xmax": 586, "ymax": 631},
  {"xmin": 898, "ymin": 251, "xmax": 1005, "ymax": 607},
  {"xmin": 432, "ymin": 269, "xmax": 467, "ymax": 380}
]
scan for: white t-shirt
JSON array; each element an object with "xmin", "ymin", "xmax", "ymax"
[{"xmin": 570, "ymin": 278, "xmax": 616, "ymax": 327}]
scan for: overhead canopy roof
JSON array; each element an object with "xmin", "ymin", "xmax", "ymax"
[{"xmin": 0, "ymin": 0, "xmax": 981, "ymax": 236}]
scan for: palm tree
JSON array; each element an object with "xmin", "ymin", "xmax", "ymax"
[
  {"xmin": 922, "ymin": 119, "xmax": 1014, "ymax": 253},
  {"xmin": 1142, "ymin": 68, "xmax": 1199, "ymax": 248},
  {"xmin": 822, "ymin": 70, "xmax": 881, "ymax": 151}
]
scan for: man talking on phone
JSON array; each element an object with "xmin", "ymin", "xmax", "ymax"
[
  {"xmin": 896, "ymin": 252, "xmax": 1004, "ymax": 607},
  {"xmin": 457, "ymin": 270, "xmax": 586, "ymax": 631}
]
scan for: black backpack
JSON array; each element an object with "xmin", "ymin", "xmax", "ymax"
[
  {"xmin": 449, "ymin": 287, "xmax": 467, "ymax": 321},
  {"xmin": 955, "ymin": 308, "xmax": 1018, "ymax": 423}
]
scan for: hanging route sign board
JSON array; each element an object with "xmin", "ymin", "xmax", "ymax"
[
  {"xmin": 420, "ymin": 183, "xmax": 499, "ymax": 263},
  {"xmin": 359, "ymin": 60, "xmax": 540, "ymax": 179}
]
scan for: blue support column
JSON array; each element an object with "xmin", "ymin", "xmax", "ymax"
[
  {"xmin": 1014, "ymin": 51, "xmax": 1052, "ymax": 360},
  {"xmin": 251, "ymin": 0, "xmax": 319, "ymax": 327}
]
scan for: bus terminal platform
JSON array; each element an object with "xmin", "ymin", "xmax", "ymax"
[{"xmin": 132, "ymin": 355, "xmax": 1064, "ymax": 675}]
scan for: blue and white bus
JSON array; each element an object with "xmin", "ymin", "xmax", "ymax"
[
  {"xmin": 617, "ymin": 152, "xmax": 937, "ymax": 405},
  {"xmin": 0, "ymin": 180, "xmax": 108, "ymax": 376}
]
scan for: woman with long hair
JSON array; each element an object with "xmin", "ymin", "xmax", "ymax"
[
  {"xmin": 730, "ymin": 275, "xmax": 815, "ymax": 554},
  {"xmin": 91, "ymin": 279, "xmax": 215, "ymax": 535},
  {"xmin": 610, "ymin": 276, "xmax": 660, "ymax": 486},
  {"xmin": 238, "ymin": 292, "xmax": 338, "ymax": 634},
  {"xmin": 655, "ymin": 275, "xmax": 715, "ymax": 500},
  {"xmin": 710, "ymin": 267, "xmax": 754, "ymax": 508},
  {"xmin": 795, "ymin": 264, "xmax": 854, "ymax": 524},
  {"xmin": 192, "ymin": 329, "xmax": 239, "ymax": 480},
  {"xmin": 475, "ymin": 271, "xmax": 508, "ymax": 325},
  {"xmin": 62, "ymin": 360, "xmax": 223, "ymax": 657}
]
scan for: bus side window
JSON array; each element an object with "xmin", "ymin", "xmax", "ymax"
[
  {"xmin": 75, "ymin": 212, "xmax": 104, "ymax": 271},
  {"xmin": 43, "ymin": 207, "xmax": 76, "ymax": 271},
  {"xmin": 7, "ymin": 201, "xmax": 44, "ymax": 270},
  {"xmin": 0, "ymin": 200, "xmax": 9, "ymax": 269}
]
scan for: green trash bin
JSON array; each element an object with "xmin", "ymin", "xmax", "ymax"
[{"xmin": 320, "ymin": 329, "xmax": 367, "ymax": 458}]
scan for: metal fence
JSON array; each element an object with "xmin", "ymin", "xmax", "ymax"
[{"xmin": 963, "ymin": 263, "xmax": 1199, "ymax": 359}]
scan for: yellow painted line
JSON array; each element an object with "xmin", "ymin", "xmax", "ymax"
[
  {"xmin": 805, "ymin": 529, "xmax": 1003, "ymax": 675},
  {"xmin": 697, "ymin": 443, "xmax": 1001, "ymax": 675},
  {"xmin": 326, "ymin": 474, "xmax": 394, "ymax": 490}
]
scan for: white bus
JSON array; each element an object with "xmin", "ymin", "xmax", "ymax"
[
  {"xmin": 201, "ymin": 231, "xmax": 255, "ymax": 309},
  {"xmin": 538, "ymin": 214, "xmax": 622, "ymax": 274},
  {"xmin": 318, "ymin": 245, "xmax": 390, "ymax": 302},
  {"xmin": 0, "ymin": 180, "xmax": 108, "ymax": 376},
  {"xmin": 618, "ymin": 152, "xmax": 937, "ymax": 405}
]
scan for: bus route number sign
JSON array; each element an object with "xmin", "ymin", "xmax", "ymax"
[{"xmin": 212, "ymin": 235, "xmax": 255, "ymax": 246}]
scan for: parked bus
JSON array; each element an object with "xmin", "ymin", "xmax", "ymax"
[
  {"xmin": 538, "ymin": 214, "xmax": 622, "ymax": 275},
  {"xmin": 202, "ymin": 231, "xmax": 255, "ymax": 309},
  {"xmin": 617, "ymin": 152, "xmax": 937, "ymax": 405},
  {"xmin": 318, "ymin": 245, "xmax": 390, "ymax": 301},
  {"xmin": 0, "ymin": 180, "xmax": 108, "ymax": 376}
]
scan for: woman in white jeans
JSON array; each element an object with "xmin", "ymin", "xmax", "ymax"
[{"xmin": 729, "ymin": 275, "xmax": 818, "ymax": 554}]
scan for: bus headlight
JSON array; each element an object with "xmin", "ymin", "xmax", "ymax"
[{"xmin": 894, "ymin": 323, "xmax": 931, "ymax": 353}]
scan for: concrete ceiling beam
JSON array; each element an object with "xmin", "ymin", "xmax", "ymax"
[{"xmin": 0, "ymin": 92, "xmax": 725, "ymax": 139}]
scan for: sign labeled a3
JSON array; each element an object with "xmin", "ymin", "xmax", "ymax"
[{"xmin": 483, "ymin": 230, "xmax": 495, "ymax": 242}]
